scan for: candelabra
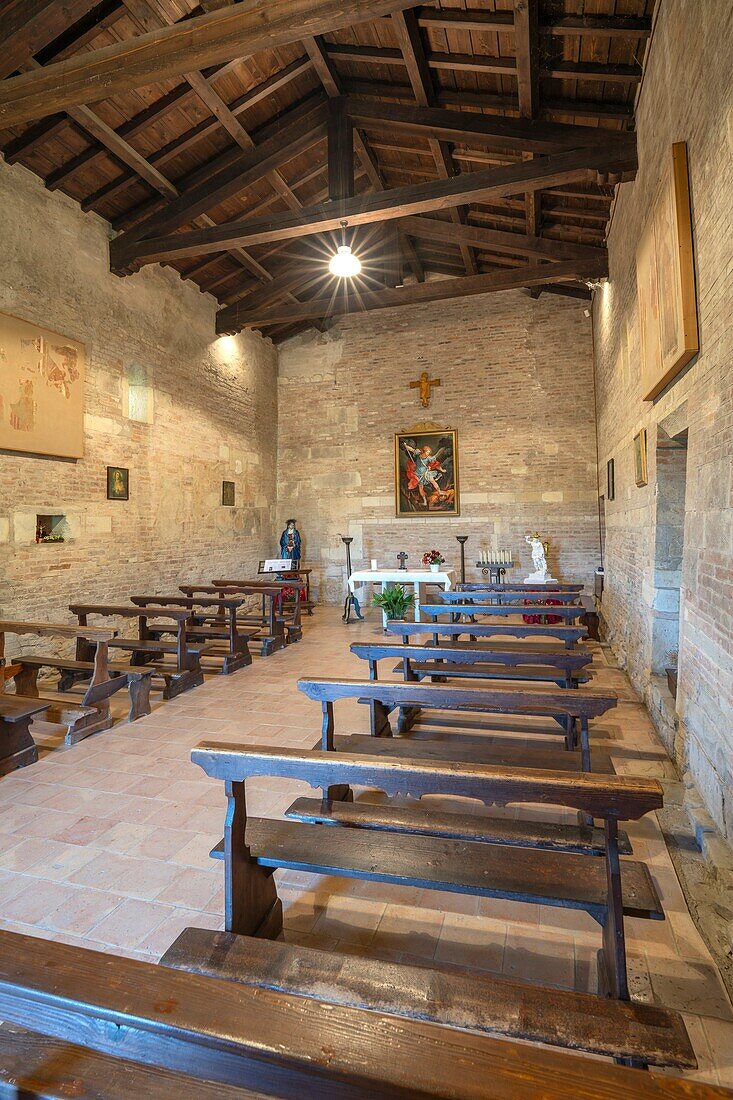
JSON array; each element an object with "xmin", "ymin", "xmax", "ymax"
[
  {"xmin": 456, "ymin": 535, "xmax": 468, "ymax": 585},
  {"xmin": 340, "ymin": 536, "xmax": 364, "ymax": 624}
]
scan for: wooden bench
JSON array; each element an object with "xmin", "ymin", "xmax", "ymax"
[
  {"xmin": 384, "ymin": 618, "xmax": 590, "ymax": 648},
  {"xmin": 0, "ymin": 930, "xmax": 717, "ymax": 1097},
  {"xmin": 193, "ymin": 743, "xmax": 670, "ymax": 1041},
  {"xmin": 424, "ymin": 600, "xmax": 587, "ymax": 622},
  {"xmin": 0, "ymin": 620, "xmax": 150, "ymax": 744},
  {"xmin": 351, "ymin": 640, "xmax": 593, "ymax": 689},
  {"xmin": 298, "ymin": 676, "xmax": 618, "ymax": 773},
  {"xmin": 447, "ymin": 586, "xmax": 583, "ymax": 604},
  {"xmin": 0, "ymin": 695, "xmax": 46, "ymax": 775},
  {"xmin": 212, "ymin": 577, "xmax": 305, "ymax": 645},
  {"xmin": 130, "ymin": 594, "xmax": 256, "ymax": 674},
  {"xmin": 457, "ymin": 582, "xmax": 585, "ymax": 593},
  {"xmin": 69, "ymin": 604, "xmax": 212, "ymax": 698},
  {"xmin": 180, "ymin": 583, "xmax": 290, "ymax": 655}
]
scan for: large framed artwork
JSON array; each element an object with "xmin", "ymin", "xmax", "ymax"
[
  {"xmin": 395, "ymin": 428, "xmax": 460, "ymax": 517},
  {"xmin": 0, "ymin": 311, "xmax": 85, "ymax": 459},
  {"xmin": 636, "ymin": 143, "xmax": 699, "ymax": 401}
]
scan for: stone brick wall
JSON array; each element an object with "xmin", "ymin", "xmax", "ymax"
[
  {"xmin": 277, "ymin": 289, "xmax": 600, "ymax": 605},
  {"xmin": 0, "ymin": 158, "xmax": 278, "ymax": 644},
  {"xmin": 592, "ymin": 0, "xmax": 733, "ymax": 835}
]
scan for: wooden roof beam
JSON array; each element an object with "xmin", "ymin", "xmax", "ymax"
[
  {"xmin": 117, "ymin": 140, "xmax": 637, "ymax": 270},
  {"xmin": 304, "ymin": 33, "xmax": 423, "ymax": 285},
  {"xmin": 392, "ymin": 8, "xmax": 477, "ymax": 277},
  {"xmin": 223, "ymin": 256, "xmax": 609, "ymax": 329},
  {"xmin": 0, "ymin": 0, "xmax": 424, "ymax": 129},
  {"xmin": 346, "ymin": 98, "xmax": 634, "ymax": 154},
  {"xmin": 414, "ymin": 8, "xmax": 652, "ymax": 39},
  {"xmin": 0, "ymin": 0, "xmax": 102, "ymax": 80},
  {"xmin": 110, "ymin": 102, "xmax": 327, "ymax": 269}
]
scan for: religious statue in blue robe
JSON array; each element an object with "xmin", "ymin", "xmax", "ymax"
[{"xmin": 279, "ymin": 519, "xmax": 302, "ymax": 563}]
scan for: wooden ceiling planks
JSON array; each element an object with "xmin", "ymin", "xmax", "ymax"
[{"xmin": 0, "ymin": 0, "xmax": 653, "ymax": 331}]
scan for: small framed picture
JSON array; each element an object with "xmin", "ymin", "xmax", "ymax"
[
  {"xmin": 107, "ymin": 466, "xmax": 129, "ymax": 500},
  {"xmin": 222, "ymin": 480, "xmax": 235, "ymax": 506},
  {"xmin": 633, "ymin": 429, "xmax": 648, "ymax": 486},
  {"xmin": 606, "ymin": 458, "xmax": 615, "ymax": 501}
]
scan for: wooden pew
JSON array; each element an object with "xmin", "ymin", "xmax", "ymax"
[
  {"xmin": 384, "ymin": 618, "xmax": 590, "ymax": 649},
  {"xmin": 457, "ymin": 582, "xmax": 584, "ymax": 594},
  {"xmin": 69, "ymin": 604, "xmax": 213, "ymax": 698},
  {"xmin": 211, "ymin": 577, "xmax": 305, "ymax": 645},
  {"xmin": 0, "ymin": 931, "xmax": 719, "ymax": 1096},
  {"xmin": 0, "ymin": 695, "xmax": 45, "ymax": 775},
  {"xmin": 0, "ymin": 620, "xmax": 152, "ymax": 743},
  {"xmin": 180, "ymin": 583, "xmax": 289, "ymax": 655},
  {"xmin": 298, "ymin": 676, "xmax": 617, "ymax": 773},
  {"xmin": 130, "ymin": 595, "xmax": 256, "ymax": 674},
  {"xmin": 447, "ymin": 586, "xmax": 583, "ymax": 604},
  {"xmin": 351, "ymin": 640, "xmax": 593, "ymax": 689},
  {"xmin": 423, "ymin": 600, "xmax": 587, "ymax": 622},
  {"xmin": 193, "ymin": 742, "xmax": 678, "ymax": 1053}
]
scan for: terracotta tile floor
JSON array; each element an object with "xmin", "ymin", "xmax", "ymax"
[{"xmin": 2, "ymin": 607, "xmax": 732, "ymax": 1086}]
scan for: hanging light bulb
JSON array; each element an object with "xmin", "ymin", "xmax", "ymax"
[{"xmin": 329, "ymin": 220, "xmax": 361, "ymax": 278}]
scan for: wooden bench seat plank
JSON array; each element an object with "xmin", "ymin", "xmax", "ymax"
[
  {"xmin": 421, "ymin": 602, "xmax": 586, "ymax": 620},
  {"xmin": 241, "ymin": 818, "xmax": 662, "ymax": 919},
  {"xmin": 0, "ymin": 1023, "xmax": 257, "ymax": 1100},
  {"xmin": 284, "ymin": 796, "xmax": 632, "ymax": 855},
  {"xmin": 108, "ymin": 639, "xmax": 219, "ymax": 654},
  {"xmin": 0, "ymin": 696, "xmax": 49, "ymax": 721},
  {"xmin": 161, "ymin": 928, "xmax": 693, "ymax": 1068},
  {"xmin": 334, "ymin": 732, "xmax": 615, "ymax": 774}
]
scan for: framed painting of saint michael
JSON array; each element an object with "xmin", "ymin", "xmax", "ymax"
[{"xmin": 395, "ymin": 429, "xmax": 460, "ymax": 517}]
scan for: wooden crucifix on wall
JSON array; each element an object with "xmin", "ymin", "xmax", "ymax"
[{"xmin": 410, "ymin": 370, "xmax": 441, "ymax": 408}]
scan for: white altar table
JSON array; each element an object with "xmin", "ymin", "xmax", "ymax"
[{"xmin": 348, "ymin": 568, "xmax": 455, "ymax": 627}]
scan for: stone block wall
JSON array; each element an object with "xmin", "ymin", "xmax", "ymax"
[
  {"xmin": 276, "ymin": 289, "xmax": 601, "ymax": 605},
  {"xmin": 0, "ymin": 158, "xmax": 278, "ymax": 643},
  {"xmin": 592, "ymin": 0, "xmax": 733, "ymax": 835}
]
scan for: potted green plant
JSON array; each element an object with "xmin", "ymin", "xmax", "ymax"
[
  {"xmin": 372, "ymin": 584, "xmax": 415, "ymax": 621},
  {"xmin": 422, "ymin": 549, "xmax": 446, "ymax": 573},
  {"xmin": 665, "ymin": 649, "xmax": 678, "ymax": 700}
]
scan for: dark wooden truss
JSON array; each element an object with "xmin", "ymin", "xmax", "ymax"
[{"xmin": 0, "ymin": 0, "xmax": 653, "ymax": 342}]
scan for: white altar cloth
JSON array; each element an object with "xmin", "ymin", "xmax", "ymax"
[{"xmin": 348, "ymin": 568, "xmax": 454, "ymax": 627}]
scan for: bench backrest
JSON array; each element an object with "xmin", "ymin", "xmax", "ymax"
[
  {"xmin": 383, "ymin": 621, "xmax": 588, "ymax": 640},
  {"xmin": 350, "ymin": 642, "xmax": 592, "ymax": 666},
  {"xmin": 70, "ymin": 603, "xmax": 192, "ymax": 621},
  {"xmin": 211, "ymin": 578, "xmax": 305, "ymax": 591},
  {"xmin": 420, "ymin": 602, "xmax": 584, "ymax": 619},
  {"xmin": 457, "ymin": 583, "xmax": 584, "ymax": 592},
  {"xmin": 192, "ymin": 742, "xmax": 660, "ymax": 822},
  {"xmin": 442, "ymin": 589, "xmax": 580, "ymax": 603},
  {"xmin": 298, "ymin": 676, "xmax": 617, "ymax": 718},
  {"xmin": 131, "ymin": 595, "xmax": 244, "ymax": 609},
  {"xmin": 0, "ymin": 620, "xmax": 118, "ymax": 642}
]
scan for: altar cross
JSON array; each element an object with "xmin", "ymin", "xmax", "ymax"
[{"xmin": 410, "ymin": 370, "xmax": 441, "ymax": 408}]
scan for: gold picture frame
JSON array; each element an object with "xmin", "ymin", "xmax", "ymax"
[
  {"xmin": 395, "ymin": 428, "xmax": 460, "ymax": 517},
  {"xmin": 637, "ymin": 143, "xmax": 699, "ymax": 401},
  {"xmin": 633, "ymin": 429, "xmax": 648, "ymax": 487}
]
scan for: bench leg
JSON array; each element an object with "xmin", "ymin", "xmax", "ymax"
[
  {"xmin": 597, "ymin": 819, "xmax": 630, "ymax": 1003},
  {"xmin": 321, "ymin": 701, "xmax": 353, "ymax": 803},
  {"xmin": 128, "ymin": 675, "xmax": 152, "ymax": 721},
  {"xmin": 0, "ymin": 716, "xmax": 39, "ymax": 777},
  {"xmin": 13, "ymin": 665, "xmax": 39, "ymax": 697},
  {"xmin": 162, "ymin": 668, "xmax": 204, "ymax": 699},
  {"xmin": 397, "ymin": 705, "xmax": 419, "ymax": 734},
  {"xmin": 225, "ymin": 781, "xmax": 282, "ymax": 939}
]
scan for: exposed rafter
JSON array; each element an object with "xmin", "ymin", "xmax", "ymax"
[
  {"xmin": 114, "ymin": 139, "xmax": 636, "ymax": 272},
  {"xmin": 218, "ymin": 257, "xmax": 607, "ymax": 332},
  {"xmin": 0, "ymin": 0, "xmax": 423, "ymax": 128}
]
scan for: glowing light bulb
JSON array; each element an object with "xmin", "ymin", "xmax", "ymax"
[{"xmin": 329, "ymin": 244, "xmax": 362, "ymax": 278}]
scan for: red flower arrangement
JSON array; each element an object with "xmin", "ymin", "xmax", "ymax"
[{"xmin": 422, "ymin": 549, "xmax": 446, "ymax": 566}]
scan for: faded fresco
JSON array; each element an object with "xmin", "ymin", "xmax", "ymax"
[{"xmin": 0, "ymin": 311, "xmax": 85, "ymax": 458}]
